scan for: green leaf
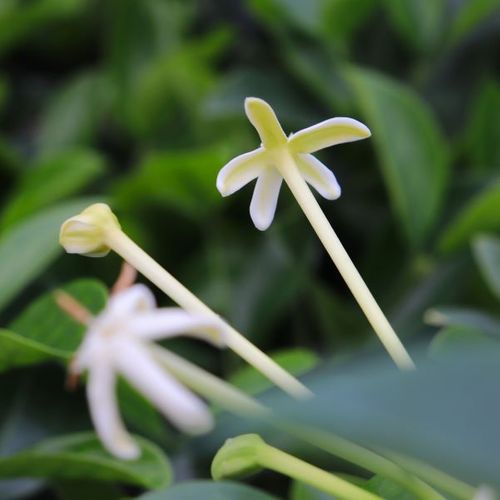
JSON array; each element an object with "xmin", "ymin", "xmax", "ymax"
[
  {"xmin": 449, "ymin": 0, "xmax": 500, "ymax": 45},
  {"xmin": 229, "ymin": 348, "xmax": 318, "ymax": 396},
  {"xmin": 348, "ymin": 67, "xmax": 449, "ymax": 248},
  {"xmin": 430, "ymin": 326, "xmax": 498, "ymax": 356},
  {"xmin": 0, "ymin": 197, "xmax": 101, "ymax": 312},
  {"xmin": 290, "ymin": 480, "xmax": 337, "ymax": 500},
  {"xmin": 0, "ymin": 432, "xmax": 172, "ymax": 490},
  {"xmin": 113, "ymin": 148, "xmax": 225, "ymax": 219},
  {"xmin": 138, "ymin": 480, "xmax": 277, "ymax": 500},
  {"xmin": 9, "ymin": 279, "xmax": 107, "ymax": 355},
  {"xmin": 472, "ymin": 234, "xmax": 500, "ymax": 301},
  {"xmin": 425, "ymin": 306, "xmax": 500, "ymax": 338},
  {"xmin": 37, "ymin": 73, "xmax": 111, "ymax": 156},
  {"xmin": 439, "ymin": 181, "xmax": 500, "ymax": 253},
  {"xmin": 268, "ymin": 346, "xmax": 500, "ymax": 487},
  {"xmin": 465, "ymin": 79, "xmax": 500, "ymax": 170},
  {"xmin": 366, "ymin": 475, "xmax": 418, "ymax": 500},
  {"xmin": 1, "ymin": 149, "xmax": 106, "ymax": 231},
  {"xmin": 383, "ymin": 0, "xmax": 446, "ymax": 53}
]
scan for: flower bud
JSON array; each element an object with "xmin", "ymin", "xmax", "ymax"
[{"xmin": 59, "ymin": 203, "xmax": 121, "ymax": 257}]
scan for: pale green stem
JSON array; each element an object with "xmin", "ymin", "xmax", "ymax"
[
  {"xmin": 275, "ymin": 150, "xmax": 414, "ymax": 370},
  {"xmin": 145, "ymin": 350, "xmax": 447, "ymax": 499},
  {"xmin": 258, "ymin": 442, "xmax": 382, "ymax": 500},
  {"xmin": 292, "ymin": 426, "xmax": 445, "ymax": 500},
  {"xmin": 150, "ymin": 345, "xmax": 266, "ymax": 417},
  {"xmin": 105, "ymin": 227, "xmax": 312, "ymax": 399}
]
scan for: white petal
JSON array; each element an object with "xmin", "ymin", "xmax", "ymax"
[
  {"xmin": 295, "ymin": 153, "xmax": 341, "ymax": 200},
  {"xmin": 244, "ymin": 97, "xmax": 288, "ymax": 149},
  {"xmin": 216, "ymin": 148, "xmax": 267, "ymax": 197},
  {"xmin": 87, "ymin": 353, "xmax": 139, "ymax": 460},
  {"xmin": 113, "ymin": 339, "xmax": 214, "ymax": 435},
  {"xmin": 288, "ymin": 117, "xmax": 371, "ymax": 153},
  {"xmin": 129, "ymin": 309, "xmax": 226, "ymax": 347},
  {"xmin": 107, "ymin": 284, "xmax": 156, "ymax": 316},
  {"xmin": 249, "ymin": 168, "xmax": 283, "ymax": 231}
]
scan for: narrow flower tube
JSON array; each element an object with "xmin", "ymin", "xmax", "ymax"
[
  {"xmin": 212, "ymin": 434, "xmax": 383, "ymax": 500},
  {"xmin": 216, "ymin": 97, "xmax": 414, "ymax": 370},
  {"xmin": 60, "ymin": 203, "xmax": 311, "ymax": 399}
]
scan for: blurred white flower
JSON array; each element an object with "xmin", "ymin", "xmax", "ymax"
[
  {"xmin": 216, "ymin": 97, "xmax": 371, "ymax": 230},
  {"xmin": 68, "ymin": 283, "xmax": 224, "ymax": 460}
]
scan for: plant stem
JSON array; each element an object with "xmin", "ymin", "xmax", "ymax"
[
  {"xmin": 291, "ymin": 426, "xmax": 445, "ymax": 500},
  {"xmin": 276, "ymin": 150, "xmax": 414, "ymax": 370},
  {"xmin": 258, "ymin": 442, "xmax": 382, "ymax": 500},
  {"xmin": 105, "ymin": 228, "xmax": 312, "ymax": 399},
  {"xmin": 150, "ymin": 345, "xmax": 266, "ymax": 417}
]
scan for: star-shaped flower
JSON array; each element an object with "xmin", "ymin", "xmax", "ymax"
[
  {"xmin": 67, "ymin": 283, "xmax": 224, "ymax": 460},
  {"xmin": 216, "ymin": 97, "xmax": 371, "ymax": 230}
]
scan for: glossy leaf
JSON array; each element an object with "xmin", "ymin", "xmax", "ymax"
[
  {"xmin": 0, "ymin": 198, "xmax": 100, "ymax": 312},
  {"xmin": 0, "ymin": 432, "xmax": 172, "ymax": 489},
  {"xmin": 472, "ymin": 234, "xmax": 500, "ymax": 301},
  {"xmin": 138, "ymin": 480, "xmax": 277, "ymax": 500},
  {"xmin": 439, "ymin": 182, "xmax": 500, "ymax": 253},
  {"xmin": 349, "ymin": 67, "xmax": 449, "ymax": 248}
]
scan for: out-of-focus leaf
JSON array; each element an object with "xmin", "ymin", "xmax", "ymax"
[
  {"xmin": 113, "ymin": 148, "xmax": 225, "ymax": 219},
  {"xmin": 0, "ymin": 197, "xmax": 100, "ymax": 313},
  {"xmin": 1, "ymin": 149, "xmax": 106, "ymax": 231},
  {"xmin": 138, "ymin": 480, "xmax": 277, "ymax": 499},
  {"xmin": 465, "ymin": 79, "xmax": 500, "ymax": 170},
  {"xmin": 424, "ymin": 306, "xmax": 500, "ymax": 338},
  {"xmin": 383, "ymin": 0, "xmax": 446, "ymax": 53},
  {"xmin": 365, "ymin": 475, "xmax": 418, "ymax": 499},
  {"xmin": 439, "ymin": 182, "xmax": 500, "ymax": 253},
  {"xmin": 9, "ymin": 279, "xmax": 106, "ymax": 355},
  {"xmin": 37, "ymin": 74, "xmax": 111, "ymax": 156},
  {"xmin": 290, "ymin": 480, "xmax": 337, "ymax": 500},
  {"xmin": 348, "ymin": 68, "xmax": 449, "ymax": 248},
  {"xmin": 449, "ymin": 0, "xmax": 500, "ymax": 45},
  {"xmin": 0, "ymin": 329, "xmax": 68, "ymax": 374},
  {"xmin": 430, "ymin": 326, "xmax": 497, "ymax": 355},
  {"xmin": 472, "ymin": 234, "xmax": 500, "ymax": 301},
  {"xmin": 0, "ymin": 0, "xmax": 86, "ymax": 55},
  {"xmin": 229, "ymin": 348, "xmax": 318, "ymax": 396},
  {"xmin": 267, "ymin": 346, "xmax": 500, "ymax": 487},
  {"xmin": 55, "ymin": 480, "xmax": 121, "ymax": 500},
  {"xmin": 0, "ymin": 432, "xmax": 172, "ymax": 489}
]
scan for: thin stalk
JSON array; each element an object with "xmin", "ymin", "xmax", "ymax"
[
  {"xmin": 105, "ymin": 228, "xmax": 311, "ymax": 399},
  {"xmin": 258, "ymin": 442, "xmax": 382, "ymax": 500},
  {"xmin": 276, "ymin": 150, "xmax": 414, "ymax": 370}
]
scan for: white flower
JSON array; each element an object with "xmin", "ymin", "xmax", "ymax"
[
  {"xmin": 216, "ymin": 97, "xmax": 371, "ymax": 230},
  {"xmin": 71, "ymin": 283, "xmax": 225, "ymax": 460}
]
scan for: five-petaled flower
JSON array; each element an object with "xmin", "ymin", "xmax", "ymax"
[
  {"xmin": 216, "ymin": 97, "xmax": 371, "ymax": 230},
  {"xmin": 69, "ymin": 283, "xmax": 224, "ymax": 460}
]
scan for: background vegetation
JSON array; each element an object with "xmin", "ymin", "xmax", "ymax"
[{"xmin": 0, "ymin": 0, "xmax": 499, "ymax": 498}]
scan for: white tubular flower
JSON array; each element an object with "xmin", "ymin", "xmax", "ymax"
[
  {"xmin": 71, "ymin": 284, "xmax": 224, "ymax": 460},
  {"xmin": 216, "ymin": 97, "xmax": 371, "ymax": 230}
]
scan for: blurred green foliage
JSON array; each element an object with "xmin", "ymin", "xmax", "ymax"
[{"xmin": 0, "ymin": 0, "xmax": 499, "ymax": 498}]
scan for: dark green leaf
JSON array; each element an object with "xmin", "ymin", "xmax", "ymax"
[
  {"xmin": 0, "ymin": 198, "xmax": 101, "ymax": 312},
  {"xmin": 138, "ymin": 480, "xmax": 277, "ymax": 500},
  {"xmin": 1, "ymin": 149, "xmax": 106, "ymax": 231},
  {"xmin": 0, "ymin": 432, "xmax": 172, "ymax": 489},
  {"xmin": 472, "ymin": 234, "xmax": 500, "ymax": 300},
  {"xmin": 449, "ymin": 0, "xmax": 500, "ymax": 45},
  {"xmin": 366, "ymin": 475, "xmax": 418, "ymax": 500},
  {"xmin": 439, "ymin": 182, "xmax": 500, "ymax": 253},
  {"xmin": 348, "ymin": 67, "xmax": 450, "ymax": 248},
  {"xmin": 290, "ymin": 480, "xmax": 338, "ymax": 500}
]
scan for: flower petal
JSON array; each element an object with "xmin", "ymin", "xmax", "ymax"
[
  {"xmin": 295, "ymin": 153, "xmax": 341, "ymax": 200},
  {"xmin": 107, "ymin": 284, "xmax": 156, "ymax": 317},
  {"xmin": 216, "ymin": 148, "xmax": 267, "ymax": 197},
  {"xmin": 113, "ymin": 339, "xmax": 214, "ymax": 435},
  {"xmin": 87, "ymin": 352, "xmax": 139, "ymax": 460},
  {"xmin": 129, "ymin": 309, "xmax": 225, "ymax": 347},
  {"xmin": 245, "ymin": 97, "xmax": 288, "ymax": 149},
  {"xmin": 249, "ymin": 167, "xmax": 283, "ymax": 231},
  {"xmin": 288, "ymin": 117, "xmax": 371, "ymax": 153}
]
